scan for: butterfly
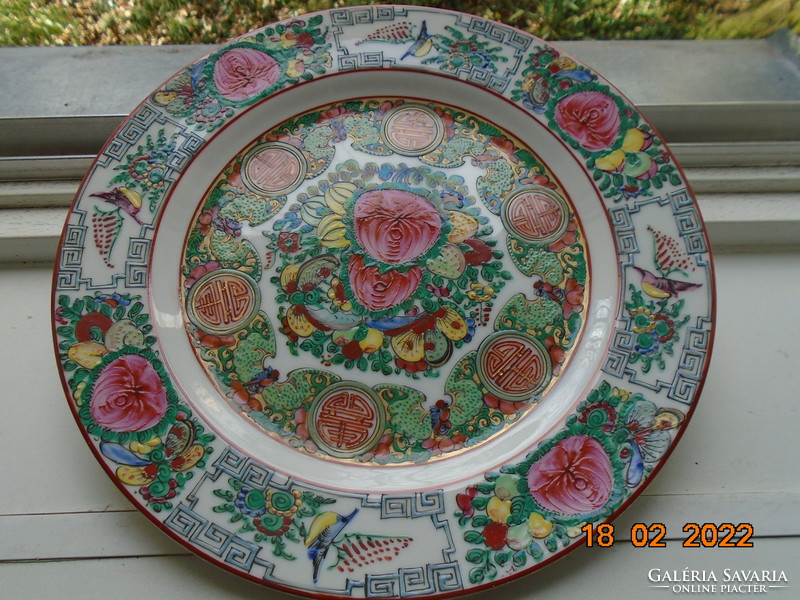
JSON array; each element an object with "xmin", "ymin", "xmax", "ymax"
[{"xmin": 622, "ymin": 399, "xmax": 684, "ymax": 486}]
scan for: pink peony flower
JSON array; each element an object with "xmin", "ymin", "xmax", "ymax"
[
  {"xmin": 213, "ymin": 47, "xmax": 281, "ymax": 102},
  {"xmin": 527, "ymin": 435, "xmax": 613, "ymax": 515},
  {"xmin": 353, "ymin": 189, "xmax": 441, "ymax": 265},
  {"xmin": 555, "ymin": 91, "xmax": 621, "ymax": 152},
  {"xmin": 90, "ymin": 354, "xmax": 168, "ymax": 432},
  {"xmin": 348, "ymin": 255, "xmax": 421, "ymax": 311}
]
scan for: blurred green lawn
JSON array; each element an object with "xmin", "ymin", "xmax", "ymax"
[{"xmin": 1, "ymin": 0, "xmax": 797, "ymax": 45}]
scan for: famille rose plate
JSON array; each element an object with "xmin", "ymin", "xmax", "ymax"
[{"xmin": 52, "ymin": 5, "xmax": 714, "ymax": 598}]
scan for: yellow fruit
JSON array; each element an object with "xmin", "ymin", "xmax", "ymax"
[
  {"xmin": 595, "ymin": 149, "xmax": 626, "ymax": 172},
  {"xmin": 566, "ymin": 523, "xmax": 586, "ymax": 538},
  {"xmin": 172, "ymin": 445, "xmax": 204, "ymax": 471},
  {"xmin": 116, "ymin": 466, "xmax": 156, "ymax": 486},
  {"xmin": 550, "ymin": 56, "xmax": 577, "ymax": 71},
  {"xmin": 622, "ymin": 128, "xmax": 646, "ymax": 152},
  {"xmin": 280, "ymin": 263, "xmax": 300, "ymax": 291},
  {"xmin": 359, "ymin": 328, "xmax": 384, "ymax": 353},
  {"xmin": 487, "ymin": 496, "xmax": 511, "ymax": 524},
  {"xmin": 286, "ymin": 305, "xmax": 315, "ymax": 337},
  {"xmin": 67, "ymin": 342, "xmax": 108, "ymax": 369},
  {"xmin": 324, "ymin": 182, "xmax": 357, "ymax": 215},
  {"xmin": 447, "ymin": 211, "xmax": 479, "ymax": 243},
  {"xmin": 74, "ymin": 380, "xmax": 87, "ymax": 405},
  {"xmin": 391, "ymin": 330, "xmax": 425, "ymax": 362},
  {"xmin": 316, "ymin": 214, "xmax": 349, "ymax": 248},
  {"xmin": 129, "ymin": 441, "xmax": 152, "ymax": 455},
  {"xmin": 436, "ymin": 306, "xmax": 467, "ymax": 341},
  {"xmin": 528, "ymin": 512, "xmax": 553, "ymax": 538}
]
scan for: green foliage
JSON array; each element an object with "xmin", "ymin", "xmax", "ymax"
[
  {"xmin": 0, "ymin": 1, "xmax": 793, "ymax": 46},
  {"xmin": 0, "ymin": 0, "xmax": 70, "ymax": 45}
]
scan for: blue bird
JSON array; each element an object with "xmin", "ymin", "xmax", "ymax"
[
  {"xmin": 400, "ymin": 21, "xmax": 433, "ymax": 61},
  {"xmin": 305, "ymin": 508, "xmax": 359, "ymax": 583}
]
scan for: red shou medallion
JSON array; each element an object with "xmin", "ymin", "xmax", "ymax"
[
  {"xmin": 187, "ymin": 270, "xmax": 260, "ymax": 335},
  {"xmin": 383, "ymin": 106, "xmax": 444, "ymax": 156},
  {"xmin": 309, "ymin": 384, "xmax": 385, "ymax": 458},
  {"xmin": 477, "ymin": 331, "xmax": 552, "ymax": 401},
  {"xmin": 242, "ymin": 142, "xmax": 306, "ymax": 196},
  {"xmin": 503, "ymin": 187, "xmax": 569, "ymax": 244}
]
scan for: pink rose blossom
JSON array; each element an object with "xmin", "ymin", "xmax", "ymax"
[
  {"xmin": 348, "ymin": 254, "xmax": 421, "ymax": 311},
  {"xmin": 555, "ymin": 91, "xmax": 621, "ymax": 152},
  {"xmin": 353, "ymin": 189, "xmax": 441, "ymax": 264},
  {"xmin": 213, "ymin": 47, "xmax": 281, "ymax": 102},
  {"xmin": 90, "ymin": 354, "xmax": 168, "ymax": 432},
  {"xmin": 527, "ymin": 435, "xmax": 613, "ymax": 515}
]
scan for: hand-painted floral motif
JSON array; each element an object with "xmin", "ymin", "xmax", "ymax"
[
  {"xmin": 512, "ymin": 48, "xmax": 683, "ymax": 201},
  {"xmin": 214, "ymin": 478, "xmax": 413, "ymax": 583},
  {"xmin": 353, "ymin": 188, "xmax": 442, "ymax": 264},
  {"xmin": 180, "ymin": 97, "xmax": 589, "ymax": 465},
  {"xmin": 150, "ymin": 16, "xmax": 331, "ymax": 131},
  {"xmin": 421, "ymin": 26, "xmax": 508, "ymax": 73},
  {"xmin": 211, "ymin": 46, "xmax": 281, "ymax": 101},
  {"xmin": 457, "ymin": 381, "xmax": 685, "ymax": 583},
  {"xmin": 109, "ymin": 128, "xmax": 177, "ymax": 211},
  {"xmin": 55, "ymin": 293, "xmax": 214, "ymax": 510},
  {"xmin": 554, "ymin": 91, "xmax": 621, "ymax": 152},
  {"xmin": 626, "ymin": 227, "xmax": 701, "ymax": 372},
  {"xmin": 511, "ymin": 47, "xmax": 595, "ymax": 113},
  {"xmin": 527, "ymin": 435, "xmax": 614, "ymax": 514},
  {"xmin": 90, "ymin": 354, "xmax": 168, "ymax": 432}
]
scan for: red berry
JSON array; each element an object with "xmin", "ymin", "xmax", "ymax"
[
  {"xmin": 483, "ymin": 522, "xmax": 509, "ymax": 550},
  {"xmin": 342, "ymin": 340, "xmax": 363, "ymax": 360}
]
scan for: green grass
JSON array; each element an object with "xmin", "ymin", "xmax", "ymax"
[{"xmin": 0, "ymin": 0, "xmax": 796, "ymax": 45}]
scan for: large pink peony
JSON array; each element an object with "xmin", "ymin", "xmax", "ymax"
[
  {"xmin": 554, "ymin": 91, "xmax": 621, "ymax": 152},
  {"xmin": 353, "ymin": 189, "xmax": 442, "ymax": 265},
  {"xmin": 348, "ymin": 255, "xmax": 421, "ymax": 311},
  {"xmin": 527, "ymin": 435, "xmax": 614, "ymax": 515},
  {"xmin": 213, "ymin": 47, "xmax": 281, "ymax": 102},
  {"xmin": 90, "ymin": 354, "xmax": 168, "ymax": 432}
]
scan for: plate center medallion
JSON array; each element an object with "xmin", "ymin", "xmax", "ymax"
[{"xmin": 181, "ymin": 98, "xmax": 589, "ymax": 465}]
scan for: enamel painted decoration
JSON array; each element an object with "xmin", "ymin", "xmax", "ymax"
[{"xmin": 52, "ymin": 6, "xmax": 714, "ymax": 598}]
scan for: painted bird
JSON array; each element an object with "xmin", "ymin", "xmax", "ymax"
[
  {"xmin": 400, "ymin": 20, "xmax": 433, "ymax": 60},
  {"xmin": 632, "ymin": 266, "xmax": 701, "ymax": 299},
  {"xmin": 91, "ymin": 187, "xmax": 143, "ymax": 224},
  {"xmin": 305, "ymin": 508, "xmax": 359, "ymax": 583}
]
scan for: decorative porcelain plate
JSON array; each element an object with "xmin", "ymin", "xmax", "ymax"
[{"xmin": 52, "ymin": 6, "xmax": 715, "ymax": 598}]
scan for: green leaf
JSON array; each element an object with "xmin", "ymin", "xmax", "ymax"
[
  {"xmin": 475, "ymin": 482, "xmax": 494, "ymax": 495},
  {"xmin": 513, "ymin": 550, "xmax": 527, "ymax": 568},
  {"xmin": 469, "ymin": 567, "xmax": 485, "ymax": 585},
  {"xmin": 529, "ymin": 541, "xmax": 544, "ymax": 560},
  {"xmin": 471, "ymin": 515, "xmax": 492, "ymax": 528},
  {"xmin": 213, "ymin": 489, "xmax": 234, "ymax": 500},
  {"xmin": 465, "ymin": 548, "xmax": 486, "ymax": 564},
  {"xmin": 464, "ymin": 530, "xmax": 484, "ymax": 545}
]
